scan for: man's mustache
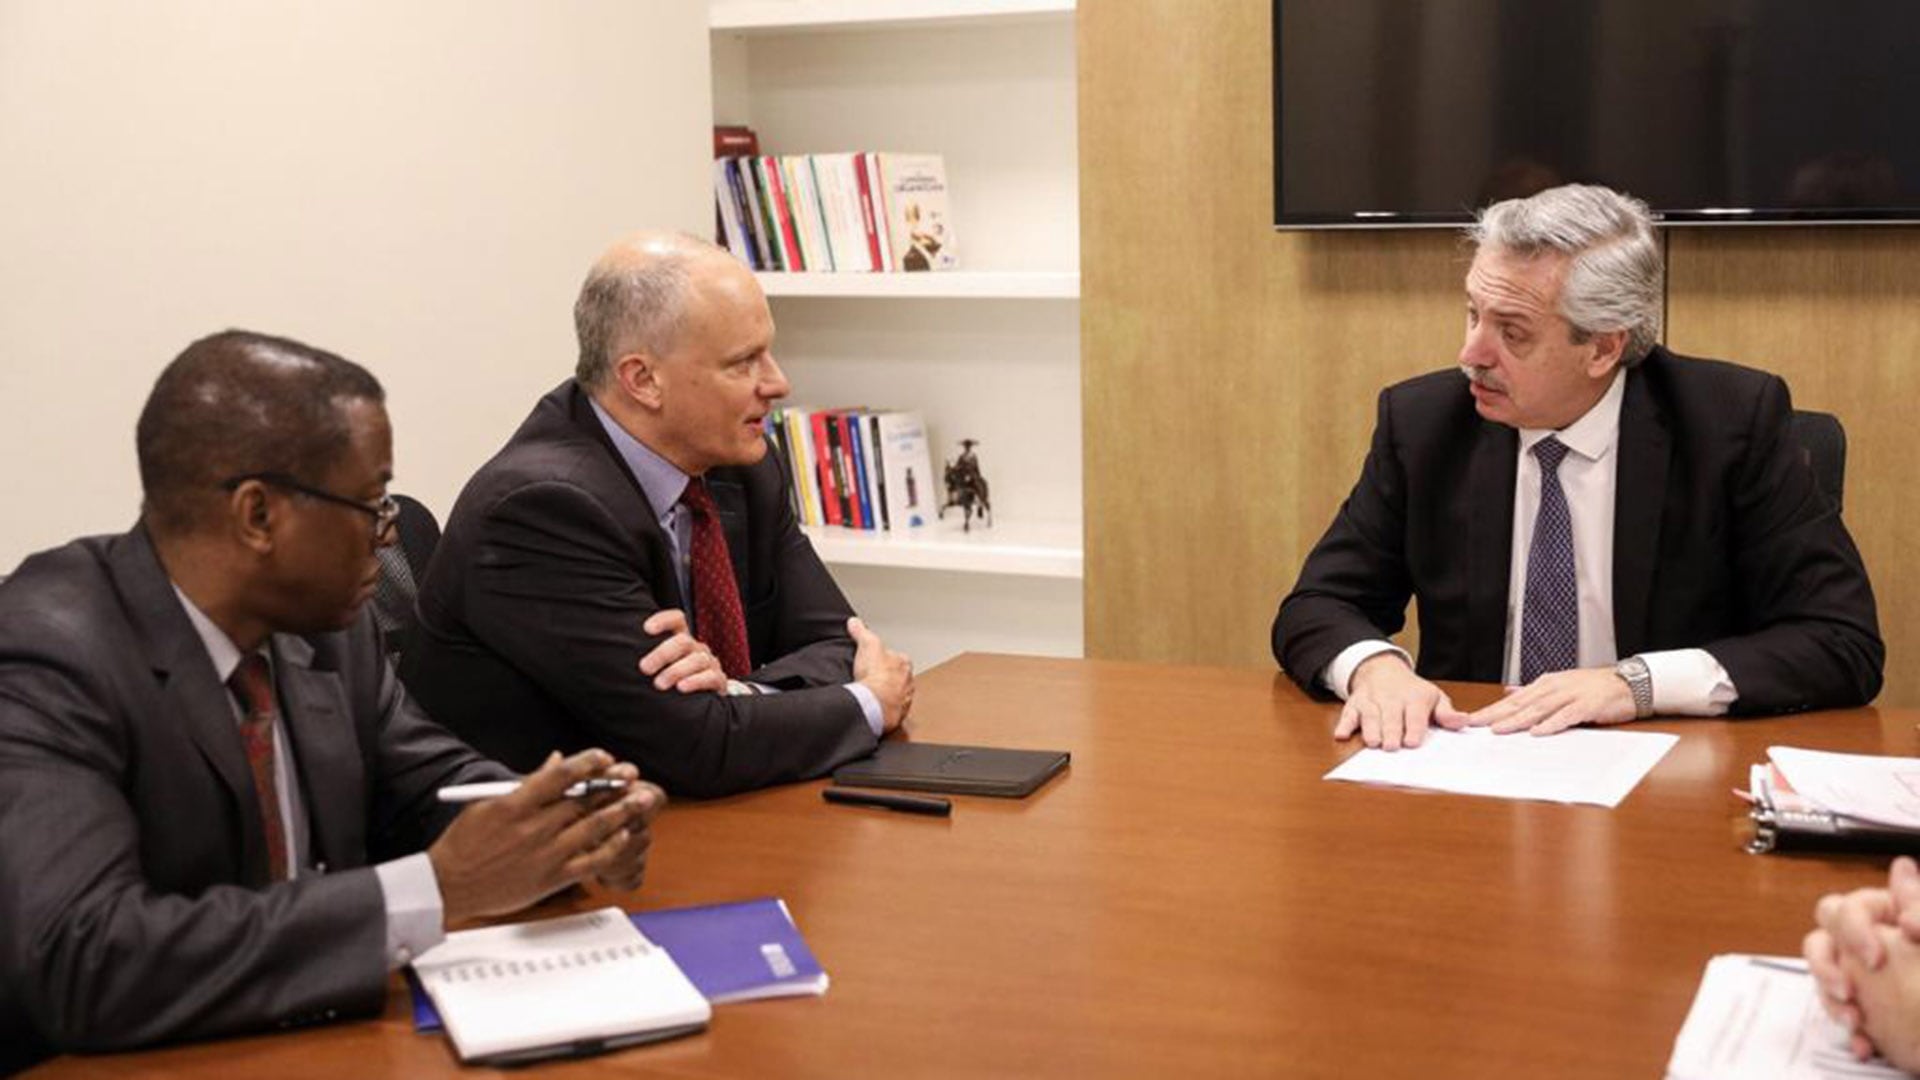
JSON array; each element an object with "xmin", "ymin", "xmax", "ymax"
[{"xmin": 1460, "ymin": 366, "xmax": 1506, "ymax": 394}]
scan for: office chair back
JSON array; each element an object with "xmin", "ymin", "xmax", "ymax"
[
  {"xmin": 372, "ymin": 494, "xmax": 441, "ymax": 660},
  {"xmin": 1789, "ymin": 409, "xmax": 1847, "ymax": 514}
]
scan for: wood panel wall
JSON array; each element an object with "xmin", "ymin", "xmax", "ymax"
[{"xmin": 1080, "ymin": 0, "xmax": 1920, "ymax": 705}]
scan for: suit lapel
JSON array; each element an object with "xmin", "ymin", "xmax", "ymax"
[
  {"xmin": 562, "ymin": 382, "xmax": 688, "ymax": 610},
  {"xmin": 1466, "ymin": 420, "xmax": 1518, "ymax": 680},
  {"xmin": 272, "ymin": 635, "xmax": 366, "ymax": 872},
  {"xmin": 1611, "ymin": 368, "xmax": 1669, "ymax": 656},
  {"xmin": 108, "ymin": 527, "xmax": 265, "ymax": 880}
]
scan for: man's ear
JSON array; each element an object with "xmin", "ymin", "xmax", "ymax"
[
  {"xmin": 1585, "ymin": 329, "xmax": 1629, "ymax": 378},
  {"xmin": 231, "ymin": 482, "xmax": 276, "ymax": 555},
  {"xmin": 613, "ymin": 351, "xmax": 665, "ymax": 411}
]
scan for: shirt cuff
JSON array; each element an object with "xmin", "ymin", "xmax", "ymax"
[
  {"xmin": 373, "ymin": 853, "xmax": 445, "ymax": 971},
  {"xmin": 1637, "ymin": 648, "xmax": 1738, "ymax": 716},
  {"xmin": 1322, "ymin": 640, "xmax": 1413, "ymax": 700},
  {"xmin": 843, "ymin": 682, "xmax": 885, "ymax": 737}
]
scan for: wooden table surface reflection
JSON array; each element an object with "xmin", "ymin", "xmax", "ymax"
[{"xmin": 33, "ymin": 654, "xmax": 1918, "ymax": 1079}]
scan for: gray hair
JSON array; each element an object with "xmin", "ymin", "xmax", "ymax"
[
  {"xmin": 1469, "ymin": 184, "xmax": 1664, "ymax": 367},
  {"xmin": 573, "ymin": 245, "xmax": 699, "ymax": 389}
]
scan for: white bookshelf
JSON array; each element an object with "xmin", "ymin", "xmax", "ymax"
[
  {"xmin": 711, "ymin": 3, "xmax": 1082, "ymax": 665},
  {"xmin": 712, "ymin": 0, "xmax": 1073, "ymax": 34},
  {"xmin": 803, "ymin": 519, "xmax": 1082, "ymax": 578},
  {"xmin": 756, "ymin": 270, "xmax": 1079, "ymax": 300}
]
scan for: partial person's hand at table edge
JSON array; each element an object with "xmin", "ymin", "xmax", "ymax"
[{"xmin": 1805, "ymin": 856, "xmax": 1920, "ymax": 1067}]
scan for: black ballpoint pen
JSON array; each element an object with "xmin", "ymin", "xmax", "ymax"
[{"xmin": 823, "ymin": 788, "xmax": 952, "ymax": 816}]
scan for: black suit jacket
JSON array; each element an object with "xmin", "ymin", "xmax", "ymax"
[
  {"xmin": 1271, "ymin": 348, "xmax": 1883, "ymax": 714},
  {"xmin": 0, "ymin": 528, "xmax": 505, "ymax": 1070},
  {"xmin": 402, "ymin": 380, "xmax": 875, "ymax": 798}
]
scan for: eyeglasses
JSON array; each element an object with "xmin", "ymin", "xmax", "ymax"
[{"xmin": 221, "ymin": 471, "xmax": 400, "ymax": 544}]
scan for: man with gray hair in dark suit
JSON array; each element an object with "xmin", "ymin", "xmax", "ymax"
[{"xmin": 1272, "ymin": 184, "xmax": 1882, "ymax": 750}]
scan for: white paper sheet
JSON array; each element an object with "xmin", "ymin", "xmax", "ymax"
[
  {"xmin": 1321, "ymin": 725, "xmax": 1678, "ymax": 808},
  {"xmin": 1767, "ymin": 747, "xmax": 1920, "ymax": 831},
  {"xmin": 1666, "ymin": 955, "xmax": 1905, "ymax": 1080}
]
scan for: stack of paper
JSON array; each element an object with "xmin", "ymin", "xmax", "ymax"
[
  {"xmin": 1666, "ymin": 954, "xmax": 1904, "ymax": 1079},
  {"xmin": 1766, "ymin": 747, "xmax": 1920, "ymax": 831},
  {"xmin": 1323, "ymin": 726, "xmax": 1678, "ymax": 808}
]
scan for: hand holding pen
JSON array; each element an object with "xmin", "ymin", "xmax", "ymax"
[{"xmin": 426, "ymin": 749, "xmax": 666, "ymax": 921}]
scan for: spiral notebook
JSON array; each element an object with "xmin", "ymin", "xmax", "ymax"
[
  {"xmin": 409, "ymin": 898, "xmax": 828, "ymax": 1032},
  {"xmin": 409, "ymin": 907, "xmax": 710, "ymax": 1066}
]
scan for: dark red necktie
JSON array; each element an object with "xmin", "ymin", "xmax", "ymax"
[
  {"xmin": 680, "ymin": 478, "xmax": 752, "ymax": 678},
  {"xmin": 228, "ymin": 654, "xmax": 290, "ymax": 881}
]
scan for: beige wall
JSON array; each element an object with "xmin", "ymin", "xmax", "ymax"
[
  {"xmin": 1081, "ymin": 0, "xmax": 1920, "ymax": 705},
  {"xmin": 0, "ymin": 0, "xmax": 711, "ymax": 568}
]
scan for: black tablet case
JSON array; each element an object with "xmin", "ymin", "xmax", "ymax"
[{"xmin": 832, "ymin": 742, "xmax": 1069, "ymax": 798}]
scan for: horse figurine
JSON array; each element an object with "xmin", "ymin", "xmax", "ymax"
[{"xmin": 940, "ymin": 439, "xmax": 993, "ymax": 532}]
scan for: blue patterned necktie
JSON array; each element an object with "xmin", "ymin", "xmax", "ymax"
[{"xmin": 1519, "ymin": 436, "xmax": 1578, "ymax": 683}]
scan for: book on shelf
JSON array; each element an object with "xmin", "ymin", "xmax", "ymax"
[
  {"xmin": 876, "ymin": 153, "xmax": 958, "ymax": 272},
  {"xmin": 711, "ymin": 145, "xmax": 958, "ymax": 273},
  {"xmin": 875, "ymin": 410, "xmax": 937, "ymax": 529},
  {"xmin": 712, "ymin": 124, "xmax": 760, "ymax": 158},
  {"xmin": 407, "ymin": 907, "xmax": 709, "ymax": 1066},
  {"xmin": 769, "ymin": 407, "xmax": 936, "ymax": 532}
]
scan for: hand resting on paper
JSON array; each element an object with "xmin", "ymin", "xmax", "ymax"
[
  {"xmin": 1333, "ymin": 653, "xmax": 1468, "ymax": 751},
  {"xmin": 428, "ymin": 749, "xmax": 666, "ymax": 922},
  {"xmin": 1803, "ymin": 856, "xmax": 1920, "ymax": 1068},
  {"xmin": 1464, "ymin": 667, "xmax": 1638, "ymax": 736}
]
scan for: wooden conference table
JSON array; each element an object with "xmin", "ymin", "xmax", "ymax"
[{"xmin": 34, "ymin": 654, "xmax": 1920, "ymax": 1079}]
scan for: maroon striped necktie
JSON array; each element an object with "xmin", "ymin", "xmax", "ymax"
[
  {"xmin": 228, "ymin": 654, "xmax": 290, "ymax": 881},
  {"xmin": 680, "ymin": 478, "xmax": 752, "ymax": 678}
]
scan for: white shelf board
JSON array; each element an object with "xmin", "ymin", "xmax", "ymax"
[
  {"xmin": 802, "ymin": 519, "xmax": 1082, "ymax": 578},
  {"xmin": 712, "ymin": 0, "xmax": 1073, "ymax": 34},
  {"xmin": 756, "ymin": 270, "xmax": 1078, "ymax": 299}
]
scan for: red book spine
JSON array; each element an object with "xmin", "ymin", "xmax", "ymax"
[
  {"xmin": 810, "ymin": 411, "xmax": 842, "ymax": 526},
  {"xmin": 834, "ymin": 413, "xmax": 865, "ymax": 529},
  {"xmin": 761, "ymin": 156, "xmax": 806, "ymax": 272},
  {"xmin": 853, "ymin": 156, "xmax": 884, "ymax": 272}
]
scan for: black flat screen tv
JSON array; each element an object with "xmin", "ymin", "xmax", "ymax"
[{"xmin": 1274, "ymin": 0, "xmax": 1920, "ymax": 228}]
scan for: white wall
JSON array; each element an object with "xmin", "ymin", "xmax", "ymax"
[{"xmin": 0, "ymin": 0, "xmax": 711, "ymax": 568}]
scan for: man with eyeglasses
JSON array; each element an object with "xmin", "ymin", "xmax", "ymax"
[
  {"xmin": 403, "ymin": 231, "xmax": 915, "ymax": 798},
  {"xmin": 0, "ymin": 330, "xmax": 664, "ymax": 1070}
]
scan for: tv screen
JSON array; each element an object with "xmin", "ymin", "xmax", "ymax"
[{"xmin": 1274, "ymin": 0, "xmax": 1920, "ymax": 228}]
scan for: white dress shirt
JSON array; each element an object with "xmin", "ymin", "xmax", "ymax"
[
  {"xmin": 1322, "ymin": 369, "xmax": 1738, "ymax": 715},
  {"xmin": 173, "ymin": 587, "xmax": 445, "ymax": 968}
]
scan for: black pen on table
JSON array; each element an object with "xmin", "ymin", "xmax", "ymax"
[{"xmin": 823, "ymin": 788, "xmax": 952, "ymax": 817}]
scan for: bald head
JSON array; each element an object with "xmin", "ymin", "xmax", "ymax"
[
  {"xmin": 136, "ymin": 330, "xmax": 384, "ymax": 536},
  {"xmin": 573, "ymin": 230, "xmax": 752, "ymax": 390}
]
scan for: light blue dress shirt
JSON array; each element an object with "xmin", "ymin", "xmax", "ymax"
[{"xmin": 588, "ymin": 399, "xmax": 882, "ymax": 735}]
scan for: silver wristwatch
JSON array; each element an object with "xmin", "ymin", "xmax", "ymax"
[{"xmin": 1614, "ymin": 655, "xmax": 1654, "ymax": 719}]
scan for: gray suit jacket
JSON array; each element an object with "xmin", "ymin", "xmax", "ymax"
[
  {"xmin": 403, "ymin": 380, "xmax": 876, "ymax": 799},
  {"xmin": 0, "ymin": 527, "xmax": 506, "ymax": 1068}
]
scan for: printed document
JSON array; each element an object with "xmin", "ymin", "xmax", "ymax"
[
  {"xmin": 1323, "ymin": 726, "xmax": 1677, "ymax": 808},
  {"xmin": 1666, "ymin": 954, "xmax": 1904, "ymax": 1080},
  {"xmin": 1767, "ymin": 747, "xmax": 1920, "ymax": 831}
]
